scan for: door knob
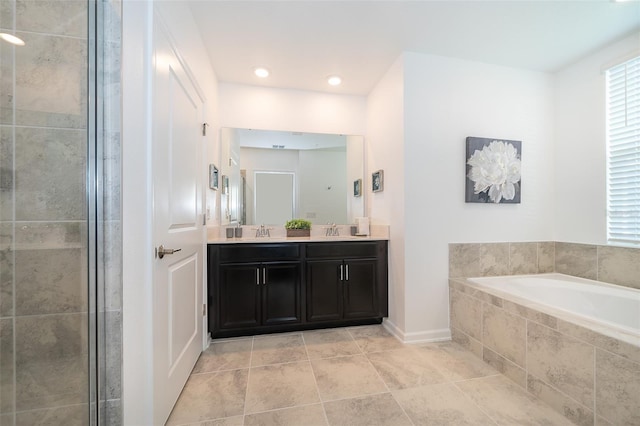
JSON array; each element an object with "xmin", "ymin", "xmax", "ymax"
[{"xmin": 156, "ymin": 245, "xmax": 181, "ymax": 259}]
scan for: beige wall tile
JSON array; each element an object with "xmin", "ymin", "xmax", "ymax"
[
  {"xmin": 451, "ymin": 326, "xmax": 482, "ymax": 358},
  {"xmin": 449, "ymin": 243, "xmax": 479, "ymax": 278},
  {"xmin": 482, "ymin": 303, "xmax": 526, "ymax": 367},
  {"xmin": 15, "ymin": 403, "xmax": 87, "ymax": 426},
  {"xmin": 15, "ymin": 314, "xmax": 88, "ymax": 411},
  {"xmin": 482, "ymin": 347, "xmax": 526, "ymax": 388},
  {"xmin": 598, "ymin": 246, "xmax": 640, "ymax": 289},
  {"xmin": 418, "ymin": 343, "xmax": 498, "ymax": 381},
  {"xmin": 537, "ymin": 242, "xmax": 555, "ymax": 273},
  {"xmin": 13, "ymin": 32, "xmax": 86, "ymax": 129},
  {"xmin": 555, "ymin": 242, "xmax": 597, "ymax": 280},
  {"xmin": 502, "ymin": 300, "xmax": 557, "ymax": 330},
  {"xmin": 14, "ymin": 128, "xmax": 86, "ymax": 220},
  {"xmin": 479, "ymin": 243, "xmax": 509, "ymax": 276},
  {"xmin": 595, "ymin": 349, "xmax": 640, "ymax": 425},
  {"xmin": 0, "ymin": 319, "xmax": 14, "ymax": 414},
  {"xmin": 105, "ymin": 311, "xmax": 121, "ymax": 401},
  {"xmin": 527, "ymin": 322, "xmax": 594, "ymax": 408},
  {"xmin": 0, "ymin": 127, "xmax": 13, "ymax": 222},
  {"xmin": 0, "ymin": 224, "xmax": 13, "ymax": 317},
  {"xmin": 509, "ymin": 242, "xmax": 538, "ymax": 275},
  {"xmin": 527, "ymin": 374, "xmax": 594, "ymax": 426},
  {"xmin": 14, "ymin": 248, "xmax": 86, "ymax": 315},
  {"xmin": 15, "ymin": 0, "xmax": 87, "ymax": 37},
  {"xmin": 557, "ymin": 320, "xmax": 640, "ymax": 365},
  {"xmin": 450, "ymin": 290, "xmax": 482, "ymax": 341}
]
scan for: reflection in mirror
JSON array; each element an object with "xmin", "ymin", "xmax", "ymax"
[{"xmin": 220, "ymin": 128, "xmax": 364, "ymax": 226}]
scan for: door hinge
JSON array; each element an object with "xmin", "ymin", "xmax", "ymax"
[
  {"xmin": 202, "ymin": 304, "xmax": 207, "ymax": 316},
  {"xmin": 202, "ymin": 122, "xmax": 208, "ymax": 136}
]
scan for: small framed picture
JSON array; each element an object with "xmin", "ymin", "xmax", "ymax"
[
  {"xmin": 222, "ymin": 175, "xmax": 229, "ymax": 195},
  {"xmin": 208, "ymin": 164, "xmax": 219, "ymax": 190},
  {"xmin": 353, "ymin": 179, "xmax": 362, "ymax": 197},
  {"xmin": 372, "ymin": 170, "xmax": 384, "ymax": 193}
]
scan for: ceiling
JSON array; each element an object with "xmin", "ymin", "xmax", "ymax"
[{"xmin": 188, "ymin": 0, "xmax": 640, "ymax": 96}]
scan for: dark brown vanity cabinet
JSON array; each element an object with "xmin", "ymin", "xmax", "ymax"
[
  {"xmin": 208, "ymin": 240, "xmax": 387, "ymax": 338},
  {"xmin": 306, "ymin": 242, "xmax": 387, "ymax": 322}
]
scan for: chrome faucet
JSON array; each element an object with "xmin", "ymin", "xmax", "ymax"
[
  {"xmin": 325, "ymin": 223, "xmax": 339, "ymax": 237},
  {"xmin": 255, "ymin": 224, "xmax": 271, "ymax": 238}
]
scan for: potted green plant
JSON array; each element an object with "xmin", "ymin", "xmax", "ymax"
[{"xmin": 284, "ymin": 219, "xmax": 312, "ymax": 238}]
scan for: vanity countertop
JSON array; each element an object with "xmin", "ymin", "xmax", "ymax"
[{"xmin": 207, "ymin": 224, "xmax": 389, "ymax": 244}]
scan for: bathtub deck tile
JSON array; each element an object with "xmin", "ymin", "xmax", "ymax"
[
  {"xmin": 450, "ymin": 290, "xmax": 482, "ymax": 342},
  {"xmin": 482, "ymin": 347, "xmax": 526, "ymax": 388},
  {"xmin": 482, "ymin": 303, "xmax": 526, "ymax": 367},
  {"xmin": 526, "ymin": 322, "xmax": 595, "ymax": 408},
  {"xmin": 595, "ymin": 349, "xmax": 640, "ymax": 426},
  {"xmin": 502, "ymin": 300, "xmax": 558, "ymax": 330},
  {"xmin": 557, "ymin": 319, "xmax": 640, "ymax": 365},
  {"xmin": 527, "ymin": 374, "xmax": 594, "ymax": 426}
]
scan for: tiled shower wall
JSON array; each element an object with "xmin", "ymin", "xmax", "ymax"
[
  {"xmin": 101, "ymin": 0, "xmax": 123, "ymax": 424},
  {"xmin": 0, "ymin": 1, "xmax": 122, "ymax": 425},
  {"xmin": 449, "ymin": 241, "xmax": 640, "ymax": 290}
]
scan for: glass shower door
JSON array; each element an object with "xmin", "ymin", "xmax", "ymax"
[{"xmin": 0, "ymin": 1, "xmax": 121, "ymax": 425}]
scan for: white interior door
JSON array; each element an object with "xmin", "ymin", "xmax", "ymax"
[{"xmin": 152, "ymin": 17, "xmax": 204, "ymax": 424}]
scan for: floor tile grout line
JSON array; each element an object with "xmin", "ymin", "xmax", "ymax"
[
  {"xmin": 301, "ymin": 332, "xmax": 330, "ymax": 426},
  {"xmin": 450, "ymin": 380, "xmax": 501, "ymax": 426},
  {"xmin": 242, "ymin": 336, "xmax": 255, "ymax": 418}
]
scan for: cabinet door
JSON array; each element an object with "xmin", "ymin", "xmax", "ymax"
[
  {"xmin": 343, "ymin": 259, "xmax": 378, "ymax": 319},
  {"xmin": 306, "ymin": 260, "xmax": 343, "ymax": 322},
  {"xmin": 218, "ymin": 263, "xmax": 261, "ymax": 329},
  {"xmin": 262, "ymin": 262, "xmax": 302, "ymax": 326}
]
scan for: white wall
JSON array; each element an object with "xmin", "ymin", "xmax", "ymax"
[
  {"xmin": 240, "ymin": 147, "xmax": 300, "ymax": 224},
  {"xmin": 122, "ymin": 1, "xmax": 219, "ymax": 424},
  {"xmin": 219, "ymin": 82, "xmax": 367, "ymax": 136},
  {"xmin": 393, "ymin": 52, "xmax": 555, "ymax": 341},
  {"xmin": 554, "ymin": 33, "xmax": 640, "ymax": 245},
  {"xmin": 299, "ymin": 149, "xmax": 347, "ymax": 224},
  {"xmin": 366, "ymin": 56, "xmax": 406, "ymax": 334}
]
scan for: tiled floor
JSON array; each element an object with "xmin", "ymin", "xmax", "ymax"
[{"xmin": 166, "ymin": 325, "xmax": 573, "ymax": 426}]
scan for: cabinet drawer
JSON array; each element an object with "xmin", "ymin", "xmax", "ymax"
[
  {"xmin": 305, "ymin": 242, "xmax": 379, "ymax": 259},
  {"xmin": 218, "ymin": 243, "xmax": 300, "ymax": 262}
]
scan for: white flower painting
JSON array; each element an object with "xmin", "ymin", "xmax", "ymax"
[{"xmin": 465, "ymin": 137, "xmax": 522, "ymax": 204}]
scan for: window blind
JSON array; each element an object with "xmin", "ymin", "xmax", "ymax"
[{"xmin": 607, "ymin": 56, "xmax": 640, "ymax": 245}]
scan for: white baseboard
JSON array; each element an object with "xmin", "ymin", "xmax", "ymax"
[{"xmin": 382, "ymin": 319, "xmax": 451, "ymax": 344}]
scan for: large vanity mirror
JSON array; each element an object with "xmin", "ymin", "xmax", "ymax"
[{"xmin": 220, "ymin": 128, "xmax": 365, "ymax": 226}]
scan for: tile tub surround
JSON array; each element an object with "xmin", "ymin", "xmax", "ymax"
[
  {"xmin": 166, "ymin": 325, "xmax": 574, "ymax": 425},
  {"xmin": 449, "ymin": 241, "xmax": 640, "ymax": 290},
  {"xmin": 449, "ymin": 278, "xmax": 640, "ymax": 426}
]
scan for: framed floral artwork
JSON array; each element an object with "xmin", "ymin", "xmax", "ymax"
[
  {"xmin": 465, "ymin": 137, "xmax": 521, "ymax": 204},
  {"xmin": 372, "ymin": 170, "xmax": 384, "ymax": 193}
]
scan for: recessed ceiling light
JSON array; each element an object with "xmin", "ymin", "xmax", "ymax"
[
  {"xmin": 0, "ymin": 33, "xmax": 25, "ymax": 46},
  {"xmin": 327, "ymin": 75, "xmax": 342, "ymax": 86},
  {"xmin": 254, "ymin": 67, "xmax": 270, "ymax": 78}
]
